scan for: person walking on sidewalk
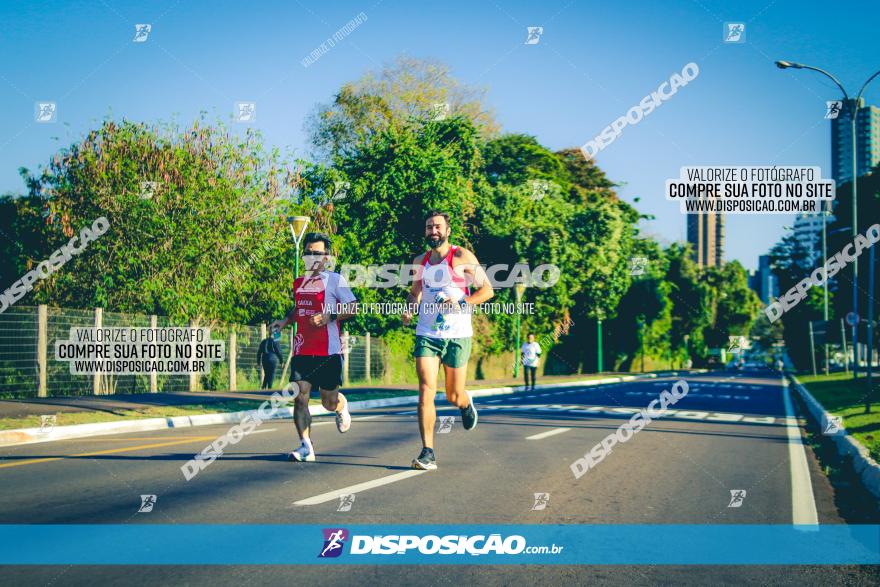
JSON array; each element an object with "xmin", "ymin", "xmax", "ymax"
[
  {"xmin": 402, "ymin": 210, "xmax": 494, "ymax": 471},
  {"xmin": 521, "ymin": 333, "xmax": 542, "ymax": 391},
  {"xmin": 256, "ymin": 329, "xmax": 284, "ymax": 389},
  {"xmin": 270, "ymin": 232, "xmax": 358, "ymax": 462}
]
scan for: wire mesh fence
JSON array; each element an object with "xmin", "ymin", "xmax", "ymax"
[
  {"xmin": 0, "ymin": 305, "xmax": 38, "ymax": 397},
  {"xmin": 0, "ymin": 305, "xmax": 389, "ymax": 398}
]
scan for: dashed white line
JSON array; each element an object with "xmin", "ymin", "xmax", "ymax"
[
  {"xmin": 526, "ymin": 427, "xmax": 572, "ymax": 440},
  {"xmin": 293, "ymin": 469, "xmax": 428, "ymax": 506}
]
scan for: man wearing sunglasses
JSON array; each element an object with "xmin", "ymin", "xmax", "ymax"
[{"xmin": 271, "ymin": 232, "xmax": 357, "ymax": 462}]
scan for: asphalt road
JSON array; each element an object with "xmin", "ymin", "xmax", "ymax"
[{"xmin": 0, "ymin": 368, "xmax": 877, "ymax": 585}]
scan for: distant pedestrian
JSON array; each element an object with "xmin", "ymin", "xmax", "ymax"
[
  {"xmin": 521, "ymin": 333, "xmax": 542, "ymax": 391},
  {"xmin": 256, "ymin": 328, "xmax": 284, "ymax": 389}
]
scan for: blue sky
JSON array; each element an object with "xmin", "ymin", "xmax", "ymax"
[{"xmin": 0, "ymin": 0, "xmax": 877, "ymax": 270}]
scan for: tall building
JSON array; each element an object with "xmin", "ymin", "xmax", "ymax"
[
  {"xmin": 749, "ymin": 255, "xmax": 778, "ymax": 305},
  {"xmin": 831, "ymin": 98, "xmax": 880, "ymax": 185},
  {"xmin": 687, "ymin": 212, "xmax": 724, "ymax": 268},
  {"xmin": 792, "ymin": 211, "xmax": 833, "ymax": 265}
]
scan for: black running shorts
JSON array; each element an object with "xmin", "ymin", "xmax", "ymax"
[{"xmin": 289, "ymin": 354, "xmax": 344, "ymax": 390}]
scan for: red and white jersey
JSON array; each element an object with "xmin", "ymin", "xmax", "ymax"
[
  {"xmin": 292, "ymin": 271, "xmax": 357, "ymax": 356},
  {"xmin": 415, "ymin": 245, "xmax": 473, "ymax": 339}
]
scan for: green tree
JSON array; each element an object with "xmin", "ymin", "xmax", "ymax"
[
  {"xmin": 606, "ymin": 238, "xmax": 671, "ymax": 370},
  {"xmin": 13, "ymin": 117, "xmax": 304, "ymax": 325},
  {"xmin": 702, "ymin": 261, "xmax": 762, "ymax": 349},
  {"xmin": 665, "ymin": 244, "xmax": 712, "ymax": 364},
  {"xmin": 769, "ymin": 233, "xmax": 825, "ymax": 370},
  {"xmin": 308, "ymin": 56, "xmax": 499, "ymax": 163}
]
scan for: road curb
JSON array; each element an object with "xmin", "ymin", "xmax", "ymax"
[
  {"xmin": 0, "ymin": 371, "xmax": 700, "ymax": 447},
  {"xmin": 788, "ymin": 374, "xmax": 880, "ymax": 500}
]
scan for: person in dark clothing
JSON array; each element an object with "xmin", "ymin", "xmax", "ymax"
[{"xmin": 257, "ymin": 330, "xmax": 284, "ymax": 389}]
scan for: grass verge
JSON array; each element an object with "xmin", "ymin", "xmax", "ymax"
[{"xmin": 797, "ymin": 371, "xmax": 880, "ymax": 462}]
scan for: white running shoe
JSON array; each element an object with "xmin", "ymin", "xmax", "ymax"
[
  {"xmin": 336, "ymin": 402, "xmax": 351, "ymax": 433},
  {"xmin": 288, "ymin": 441, "xmax": 315, "ymax": 462}
]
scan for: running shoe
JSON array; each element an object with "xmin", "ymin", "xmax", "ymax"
[
  {"xmin": 460, "ymin": 391, "xmax": 478, "ymax": 431},
  {"xmin": 411, "ymin": 447, "xmax": 437, "ymax": 470},
  {"xmin": 336, "ymin": 402, "xmax": 351, "ymax": 433},
  {"xmin": 288, "ymin": 441, "xmax": 315, "ymax": 462}
]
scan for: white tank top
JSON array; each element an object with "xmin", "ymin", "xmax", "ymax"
[{"xmin": 415, "ymin": 245, "xmax": 473, "ymax": 339}]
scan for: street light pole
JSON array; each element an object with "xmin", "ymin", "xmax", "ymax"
[
  {"xmin": 868, "ymin": 244, "xmax": 875, "ymax": 412},
  {"xmin": 637, "ymin": 316, "xmax": 645, "ymax": 373},
  {"xmin": 684, "ymin": 334, "xmax": 690, "ymax": 369},
  {"xmin": 288, "ymin": 215, "xmax": 311, "ymax": 349},
  {"xmin": 775, "ymin": 62, "xmax": 880, "ymax": 382},
  {"xmin": 822, "ymin": 199, "xmax": 830, "ymax": 375},
  {"xmin": 514, "ymin": 282, "xmax": 525, "ymax": 378}
]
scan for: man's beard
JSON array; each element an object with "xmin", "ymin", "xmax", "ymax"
[{"xmin": 426, "ymin": 235, "xmax": 447, "ymax": 249}]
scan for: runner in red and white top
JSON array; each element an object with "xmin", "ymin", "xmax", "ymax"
[
  {"xmin": 271, "ymin": 232, "xmax": 357, "ymax": 462},
  {"xmin": 291, "ymin": 270, "xmax": 357, "ymax": 356}
]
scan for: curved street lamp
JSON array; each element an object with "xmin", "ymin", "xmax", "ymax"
[
  {"xmin": 287, "ymin": 215, "xmax": 311, "ymax": 353},
  {"xmin": 775, "ymin": 61, "xmax": 880, "ymax": 393}
]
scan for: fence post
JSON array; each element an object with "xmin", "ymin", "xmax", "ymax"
[
  {"xmin": 385, "ymin": 337, "xmax": 391, "ymax": 383},
  {"xmin": 37, "ymin": 305, "xmax": 47, "ymax": 398},
  {"xmin": 188, "ymin": 319, "xmax": 199, "ymax": 392},
  {"xmin": 342, "ymin": 330, "xmax": 350, "ymax": 386},
  {"xmin": 229, "ymin": 328, "xmax": 237, "ymax": 391},
  {"xmin": 259, "ymin": 323, "xmax": 267, "ymax": 387},
  {"xmin": 93, "ymin": 307, "xmax": 103, "ymax": 395},
  {"xmin": 149, "ymin": 315, "xmax": 158, "ymax": 392},
  {"xmin": 365, "ymin": 332, "xmax": 371, "ymax": 383}
]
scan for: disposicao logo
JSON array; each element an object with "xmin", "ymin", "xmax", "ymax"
[{"xmin": 319, "ymin": 528, "xmax": 349, "ymax": 558}]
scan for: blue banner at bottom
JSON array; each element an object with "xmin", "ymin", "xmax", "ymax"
[{"xmin": 1, "ymin": 525, "xmax": 878, "ymax": 565}]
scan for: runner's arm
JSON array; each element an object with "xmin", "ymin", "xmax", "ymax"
[
  {"xmin": 271, "ymin": 308, "xmax": 296, "ymax": 331},
  {"xmin": 310, "ymin": 272, "xmax": 358, "ymax": 326},
  {"xmin": 402, "ymin": 254, "xmax": 424, "ymax": 325},
  {"xmin": 456, "ymin": 248, "xmax": 494, "ymax": 305}
]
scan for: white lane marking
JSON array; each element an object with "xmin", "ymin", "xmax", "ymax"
[
  {"xmin": 526, "ymin": 427, "xmax": 572, "ymax": 440},
  {"xmin": 309, "ymin": 415, "xmax": 386, "ymax": 427},
  {"xmin": 782, "ymin": 378, "xmax": 819, "ymax": 525},
  {"xmin": 625, "ymin": 390, "xmax": 750, "ymax": 400},
  {"xmin": 487, "ymin": 400, "xmax": 502, "ymax": 403},
  {"xmin": 293, "ymin": 470, "xmax": 427, "ymax": 506},
  {"xmin": 481, "ymin": 403, "xmax": 788, "ymax": 426}
]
